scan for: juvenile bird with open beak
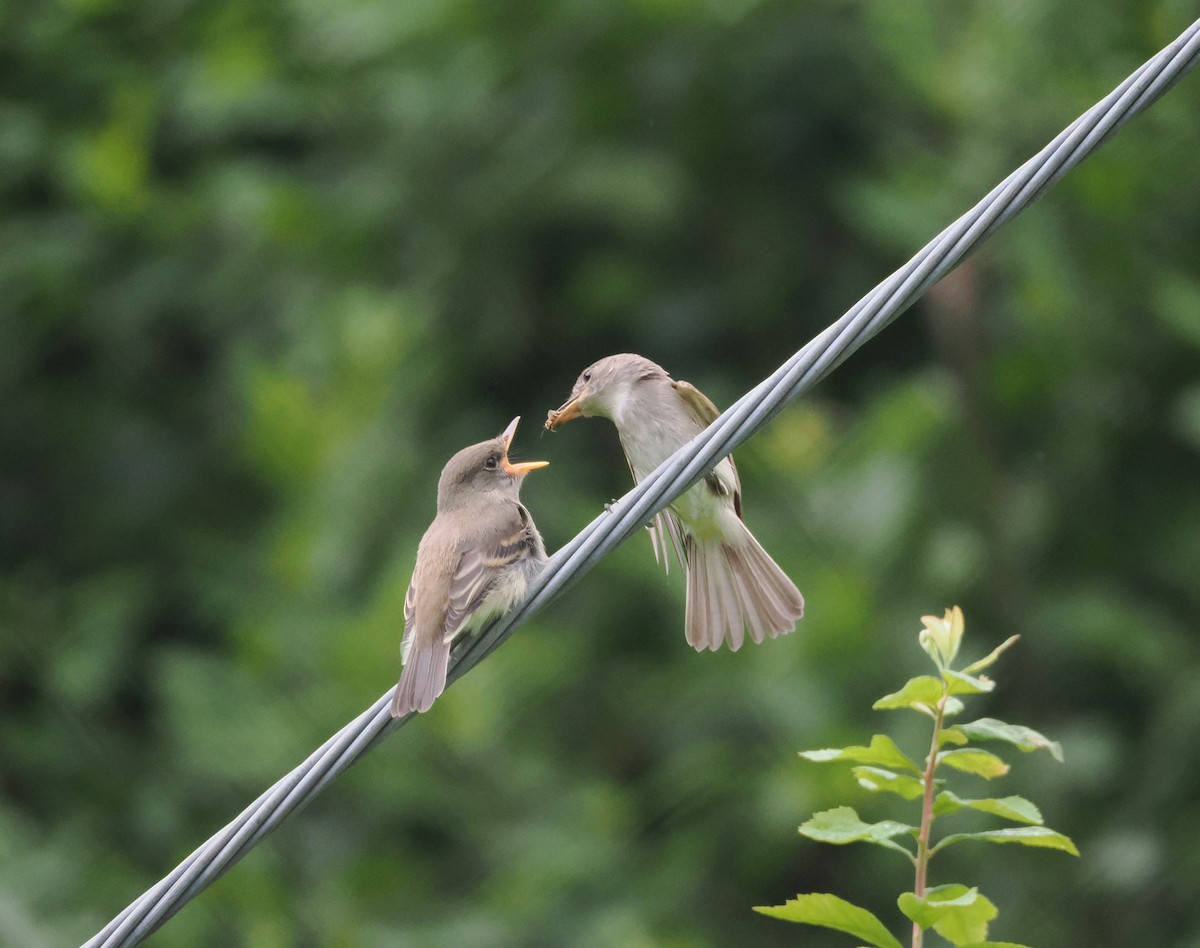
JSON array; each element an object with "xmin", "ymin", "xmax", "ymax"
[
  {"xmin": 546, "ymin": 354, "xmax": 803, "ymax": 652},
  {"xmin": 391, "ymin": 417, "xmax": 548, "ymax": 717}
]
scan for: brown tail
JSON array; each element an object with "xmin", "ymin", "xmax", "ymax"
[
  {"xmin": 391, "ymin": 638, "xmax": 452, "ymax": 716},
  {"xmin": 684, "ymin": 522, "xmax": 804, "ymax": 652}
]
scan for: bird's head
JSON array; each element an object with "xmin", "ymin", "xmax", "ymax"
[
  {"xmin": 436, "ymin": 417, "xmax": 548, "ymax": 511},
  {"xmin": 545, "ymin": 353, "xmax": 667, "ymax": 430}
]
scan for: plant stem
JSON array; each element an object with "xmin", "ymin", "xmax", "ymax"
[{"xmin": 912, "ymin": 695, "xmax": 947, "ymax": 948}]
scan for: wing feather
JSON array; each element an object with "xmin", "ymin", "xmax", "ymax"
[
  {"xmin": 400, "ymin": 579, "xmax": 418, "ymax": 663},
  {"xmin": 672, "ymin": 379, "xmax": 721, "ymax": 426},
  {"xmin": 673, "ymin": 378, "xmax": 743, "ymax": 518},
  {"xmin": 623, "ymin": 441, "xmax": 687, "ymax": 573},
  {"xmin": 441, "ymin": 507, "xmax": 536, "ymax": 643}
]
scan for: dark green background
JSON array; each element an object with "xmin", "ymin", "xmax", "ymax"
[{"xmin": 3, "ymin": 2, "xmax": 1199, "ymax": 946}]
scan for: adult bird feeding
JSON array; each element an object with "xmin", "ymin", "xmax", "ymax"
[{"xmin": 546, "ymin": 354, "xmax": 803, "ymax": 652}]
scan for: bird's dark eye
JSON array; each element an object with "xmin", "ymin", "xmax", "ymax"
[
  {"xmin": 484, "ymin": 455, "xmax": 498, "ymax": 470},
  {"xmin": 583, "ymin": 370, "xmax": 592, "ymax": 382}
]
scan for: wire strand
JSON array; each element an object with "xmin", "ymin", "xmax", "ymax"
[{"xmin": 85, "ymin": 18, "xmax": 1200, "ymax": 947}]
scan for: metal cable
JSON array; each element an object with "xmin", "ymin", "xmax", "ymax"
[{"xmin": 86, "ymin": 18, "xmax": 1200, "ymax": 947}]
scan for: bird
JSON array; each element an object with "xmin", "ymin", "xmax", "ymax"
[
  {"xmin": 545, "ymin": 353, "xmax": 803, "ymax": 652},
  {"xmin": 391, "ymin": 417, "xmax": 548, "ymax": 717}
]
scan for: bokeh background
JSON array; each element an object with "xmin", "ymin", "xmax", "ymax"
[{"xmin": 3, "ymin": 2, "xmax": 1200, "ymax": 946}]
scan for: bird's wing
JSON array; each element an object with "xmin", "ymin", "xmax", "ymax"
[
  {"xmin": 654, "ymin": 508, "xmax": 688, "ymax": 570},
  {"xmin": 399, "ymin": 578, "xmax": 418, "ymax": 664},
  {"xmin": 672, "ymin": 378, "xmax": 721, "ymax": 426},
  {"xmin": 672, "ymin": 378, "xmax": 743, "ymax": 519},
  {"xmin": 441, "ymin": 504, "xmax": 536, "ymax": 644},
  {"xmin": 618, "ymin": 440, "xmax": 686, "ymax": 572}
]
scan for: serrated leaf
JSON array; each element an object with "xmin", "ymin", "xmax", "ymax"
[
  {"xmin": 933, "ymin": 791, "xmax": 1043, "ymax": 825},
  {"xmin": 957, "ymin": 718, "xmax": 1064, "ymax": 762},
  {"xmin": 943, "ymin": 669, "xmax": 996, "ymax": 695},
  {"xmin": 939, "ymin": 725, "xmax": 969, "ymax": 746},
  {"xmin": 753, "ymin": 892, "xmax": 904, "ymax": 948},
  {"xmin": 898, "ymin": 885, "xmax": 997, "ymax": 945},
  {"xmin": 937, "ymin": 749, "xmax": 1010, "ymax": 779},
  {"xmin": 800, "ymin": 806, "xmax": 916, "ymax": 856},
  {"xmin": 853, "ymin": 766, "xmax": 925, "ymax": 800},
  {"xmin": 801, "ymin": 734, "xmax": 922, "ymax": 773},
  {"xmin": 961, "ymin": 635, "xmax": 1021, "ymax": 675},
  {"xmin": 934, "ymin": 826, "xmax": 1080, "ymax": 856},
  {"xmin": 873, "ymin": 676, "xmax": 944, "ymax": 713}
]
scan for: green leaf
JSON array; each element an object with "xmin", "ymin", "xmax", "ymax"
[
  {"xmin": 934, "ymin": 826, "xmax": 1080, "ymax": 856},
  {"xmin": 942, "ymin": 669, "xmax": 995, "ymax": 695},
  {"xmin": 873, "ymin": 675, "xmax": 944, "ymax": 713},
  {"xmin": 919, "ymin": 606, "xmax": 965, "ymax": 668},
  {"xmin": 753, "ymin": 892, "xmax": 904, "ymax": 948},
  {"xmin": 955, "ymin": 943, "xmax": 1035, "ymax": 947},
  {"xmin": 898, "ymin": 885, "xmax": 997, "ymax": 945},
  {"xmin": 933, "ymin": 791, "xmax": 1043, "ymax": 825},
  {"xmin": 941, "ymin": 697, "xmax": 966, "ymax": 718},
  {"xmin": 961, "ymin": 634, "xmax": 1021, "ymax": 675},
  {"xmin": 801, "ymin": 734, "xmax": 922, "ymax": 773},
  {"xmin": 800, "ymin": 806, "xmax": 916, "ymax": 856},
  {"xmin": 957, "ymin": 718, "xmax": 1064, "ymax": 762},
  {"xmin": 918, "ymin": 630, "xmax": 941, "ymax": 667},
  {"xmin": 939, "ymin": 725, "xmax": 969, "ymax": 746},
  {"xmin": 937, "ymin": 748, "xmax": 1010, "ymax": 779},
  {"xmin": 853, "ymin": 766, "xmax": 926, "ymax": 800}
]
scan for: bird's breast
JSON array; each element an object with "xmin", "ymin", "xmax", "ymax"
[
  {"xmin": 616, "ymin": 401, "xmax": 697, "ymax": 482},
  {"xmin": 469, "ymin": 557, "xmax": 540, "ymax": 628},
  {"xmin": 614, "ymin": 402, "xmax": 738, "ymax": 541}
]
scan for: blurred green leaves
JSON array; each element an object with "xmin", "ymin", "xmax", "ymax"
[
  {"xmin": 1, "ymin": 1, "xmax": 1197, "ymax": 946},
  {"xmin": 73, "ymin": 84, "xmax": 155, "ymax": 215}
]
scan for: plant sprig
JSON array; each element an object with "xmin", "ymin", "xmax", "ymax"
[{"xmin": 756, "ymin": 607, "xmax": 1076, "ymax": 948}]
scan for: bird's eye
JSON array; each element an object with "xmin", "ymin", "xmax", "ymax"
[
  {"xmin": 484, "ymin": 455, "xmax": 499, "ymax": 470},
  {"xmin": 583, "ymin": 370, "xmax": 592, "ymax": 382}
]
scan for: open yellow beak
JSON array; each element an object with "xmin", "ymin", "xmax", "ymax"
[
  {"xmin": 504, "ymin": 458, "xmax": 550, "ymax": 476},
  {"xmin": 498, "ymin": 416, "xmax": 549, "ymax": 476},
  {"xmin": 545, "ymin": 396, "xmax": 583, "ymax": 431}
]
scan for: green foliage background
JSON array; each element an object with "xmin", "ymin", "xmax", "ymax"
[{"xmin": 2, "ymin": 2, "xmax": 1198, "ymax": 945}]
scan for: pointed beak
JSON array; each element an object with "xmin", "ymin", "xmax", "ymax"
[
  {"xmin": 545, "ymin": 396, "xmax": 583, "ymax": 431},
  {"xmin": 504, "ymin": 457, "xmax": 550, "ymax": 476},
  {"xmin": 498, "ymin": 416, "xmax": 549, "ymax": 476},
  {"xmin": 499, "ymin": 416, "xmax": 522, "ymax": 447}
]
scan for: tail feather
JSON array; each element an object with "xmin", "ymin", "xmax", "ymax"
[
  {"xmin": 684, "ymin": 521, "xmax": 804, "ymax": 652},
  {"xmin": 710, "ymin": 543, "xmax": 745, "ymax": 652},
  {"xmin": 696, "ymin": 542, "xmax": 717, "ymax": 651},
  {"xmin": 684, "ymin": 545, "xmax": 704, "ymax": 651},
  {"xmin": 726, "ymin": 545, "xmax": 767, "ymax": 645},
  {"xmin": 686, "ymin": 539, "xmax": 741, "ymax": 652},
  {"xmin": 684, "ymin": 538, "xmax": 711, "ymax": 651},
  {"xmin": 732, "ymin": 534, "xmax": 805, "ymax": 641},
  {"xmin": 391, "ymin": 638, "xmax": 452, "ymax": 717}
]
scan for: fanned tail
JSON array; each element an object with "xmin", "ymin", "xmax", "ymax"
[
  {"xmin": 684, "ymin": 521, "xmax": 804, "ymax": 652},
  {"xmin": 391, "ymin": 638, "xmax": 452, "ymax": 716}
]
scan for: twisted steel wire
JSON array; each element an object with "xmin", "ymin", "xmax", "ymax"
[{"xmin": 87, "ymin": 18, "xmax": 1200, "ymax": 947}]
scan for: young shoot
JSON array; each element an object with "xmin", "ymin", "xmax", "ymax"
[{"xmin": 756, "ymin": 607, "xmax": 1076, "ymax": 948}]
